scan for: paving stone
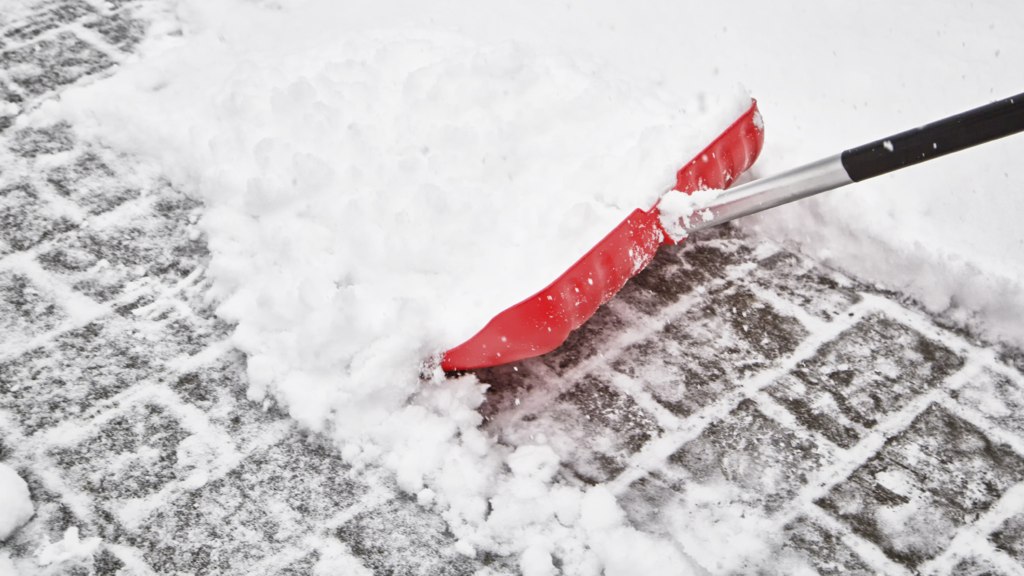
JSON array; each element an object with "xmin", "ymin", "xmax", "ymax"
[
  {"xmin": 335, "ymin": 496, "xmax": 482, "ymax": 576},
  {"xmin": 130, "ymin": 431, "xmax": 366, "ymax": 575},
  {"xmin": 1, "ymin": 31, "xmax": 114, "ymax": 96},
  {"xmin": 952, "ymin": 369, "xmax": 1024, "ymax": 438},
  {"xmin": 948, "ymin": 555, "xmax": 1009, "ymax": 576},
  {"xmin": 0, "ymin": 270, "xmax": 66, "ymax": 344},
  {"xmin": 612, "ymin": 285, "xmax": 807, "ymax": 417},
  {"xmin": 47, "ymin": 151, "xmax": 141, "ymax": 214},
  {"xmin": 539, "ymin": 302, "xmax": 630, "ymax": 375},
  {"xmin": 85, "ymin": 11, "xmax": 147, "ymax": 52},
  {"xmin": 37, "ymin": 191, "xmax": 206, "ymax": 302},
  {"xmin": 499, "ymin": 374, "xmax": 661, "ymax": 484},
  {"xmin": 616, "ymin": 237, "xmax": 754, "ymax": 315},
  {"xmin": 772, "ymin": 516, "xmax": 875, "ymax": 575},
  {"xmin": 3, "ymin": 0, "xmax": 95, "ymax": 42},
  {"xmin": 991, "ymin": 512, "xmax": 1024, "ymax": 565},
  {"xmin": 751, "ymin": 249, "xmax": 862, "ymax": 321},
  {"xmin": 768, "ymin": 313, "xmax": 964, "ymax": 448},
  {"xmin": 670, "ymin": 399, "xmax": 831, "ymax": 514},
  {"xmin": 9, "ymin": 121, "xmax": 75, "ymax": 157},
  {"xmin": 998, "ymin": 346, "xmax": 1024, "ymax": 377},
  {"xmin": 477, "ymin": 360, "xmax": 551, "ymax": 422},
  {"xmin": 818, "ymin": 403, "xmax": 1024, "ymax": 568},
  {"xmin": 0, "ymin": 181, "xmax": 77, "ymax": 254},
  {"xmin": 48, "ymin": 401, "xmax": 193, "ymax": 503},
  {"xmin": 0, "ymin": 320, "xmax": 165, "ymax": 434},
  {"xmin": 0, "ymin": 81, "xmax": 23, "ymax": 132}
]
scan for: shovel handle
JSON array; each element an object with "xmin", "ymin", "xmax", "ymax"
[
  {"xmin": 841, "ymin": 92, "xmax": 1024, "ymax": 181},
  {"xmin": 674, "ymin": 92, "xmax": 1024, "ymax": 237}
]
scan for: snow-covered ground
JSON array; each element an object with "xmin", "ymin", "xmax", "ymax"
[{"xmin": 2, "ymin": 0, "xmax": 1024, "ymax": 574}]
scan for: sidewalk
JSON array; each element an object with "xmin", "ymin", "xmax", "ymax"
[{"xmin": 2, "ymin": 2, "xmax": 1024, "ymax": 574}]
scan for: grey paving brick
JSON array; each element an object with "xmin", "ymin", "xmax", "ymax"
[
  {"xmin": 992, "ymin": 512, "xmax": 1024, "ymax": 565},
  {"xmin": 768, "ymin": 313, "xmax": 964, "ymax": 448},
  {"xmin": 170, "ymin": 355, "xmax": 244, "ymax": 411},
  {"xmin": 500, "ymin": 374, "xmax": 661, "ymax": 484},
  {"xmin": 3, "ymin": 0, "xmax": 95, "ymax": 42},
  {"xmin": 0, "ymin": 181, "xmax": 77, "ymax": 254},
  {"xmin": 37, "ymin": 189, "xmax": 206, "ymax": 302},
  {"xmin": 0, "ymin": 270, "xmax": 66, "ymax": 343},
  {"xmin": 998, "ymin": 346, "xmax": 1024, "ymax": 378},
  {"xmin": 476, "ymin": 360, "xmax": 550, "ymax": 422},
  {"xmin": 539, "ymin": 302, "xmax": 630, "ymax": 375},
  {"xmin": 0, "ymin": 81, "xmax": 23, "ymax": 132},
  {"xmin": 818, "ymin": 403, "xmax": 1024, "ymax": 568},
  {"xmin": 616, "ymin": 237, "xmax": 753, "ymax": 315},
  {"xmin": 773, "ymin": 516, "xmax": 874, "ymax": 575},
  {"xmin": 48, "ymin": 401, "xmax": 192, "ymax": 503},
  {"xmin": 1, "ymin": 31, "xmax": 114, "ymax": 96},
  {"xmin": 670, "ymin": 399, "xmax": 831, "ymax": 514},
  {"xmin": 8, "ymin": 121, "xmax": 75, "ymax": 157},
  {"xmin": 84, "ymin": 11, "xmax": 147, "ymax": 52},
  {"xmin": 949, "ymin": 555, "xmax": 1009, "ymax": 576},
  {"xmin": 335, "ymin": 496, "xmax": 482, "ymax": 576},
  {"xmin": 47, "ymin": 150, "xmax": 141, "ymax": 214},
  {"xmin": 129, "ymin": 431, "xmax": 365, "ymax": 575},
  {"xmin": 751, "ymin": 249, "xmax": 862, "ymax": 321},
  {"xmin": 953, "ymin": 369, "xmax": 1024, "ymax": 438},
  {"xmin": 0, "ymin": 320, "xmax": 165, "ymax": 435},
  {"xmin": 612, "ymin": 285, "xmax": 807, "ymax": 417}
]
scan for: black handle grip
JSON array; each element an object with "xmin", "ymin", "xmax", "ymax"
[{"xmin": 840, "ymin": 92, "xmax": 1024, "ymax": 182}]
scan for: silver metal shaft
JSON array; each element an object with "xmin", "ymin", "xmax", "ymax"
[{"xmin": 680, "ymin": 154, "xmax": 853, "ymax": 235}]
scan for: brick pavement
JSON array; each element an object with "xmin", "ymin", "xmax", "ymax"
[{"xmin": 3, "ymin": 2, "xmax": 1024, "ymax": 574}]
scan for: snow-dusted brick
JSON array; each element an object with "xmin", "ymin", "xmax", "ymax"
[
  {"xmin": 0, "ymin": 32, "xmax": 113, "ymax": 96},
  {"xmin": 335, "ymin": 496, "xmax": 485, "ymax": 576},
  {"xmin": 2, "ymin": 0, "xmax": 95, "ymax": 42},
  {"xmin": 0, "ymin": 318, "xmax": 188, "ymax": 434},
  {"xmin": 37, "ymin": 190, "xmax": 206, "ymax": 302},
  {"xmin": 751, "ymin": 249, "xmax": 862, "ymax": 321},
  {"xmin": 612, "ymin": 285, "xmax": 806, "ymax": 416},
  {"xmin": 0, "ymin": 182, "xmax": 77, "ymax": 255},
  {"xmin": 953, "ymin": 369, "xmax": 1024, "ymax": 438},
  {"xmin": 46, "ymin": 151, "xmax": 140, "ymax": 215},
  {"xmin": 170, "ymin": 352, "xmax": 283, "ymax": 443},
  {"xmin": 669, "ymin": 399, "xmax": 832, "ymax": 514},
  {"xmin": 775, "ymin": 516, "xmax": 875, "ymax": 575},
  {"xmin": 48, "ymin": 401, "xmax": 192, "ymax": 502},
  {"xmin": 539, "ymin": 303, "xmax": 630, "ymax": 376},
  {"xmin": 129, "ymin": 431, "xmax": 366, "ymax": 574},
  {"xmin": 0, "ymin": 270, "xmax": 66, "ymax": 344},
  {"xmin": 818, "ymin": 403, "xmax": 1024, "ymax": 568},
  {"xmin": 84, "ymin": 11, "xmax": 147, "ymax": 53},
  {"xmin": 769, "ymin": 313, "xmax": 964, "ymax": 448},
  {"xmin": 8, "ymin": 121, "xmax": 75, "ymax": 158},
  {"xmin": 992, "ymin": 513, "xmax": 1024, "ymax": 565}
]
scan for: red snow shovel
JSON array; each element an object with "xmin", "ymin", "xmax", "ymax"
[{"xmin": 442, "ymin": 92, "xmax": 1024, "ymax": 371}]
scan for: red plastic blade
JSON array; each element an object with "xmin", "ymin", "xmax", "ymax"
[{"xmin": 442, "ymin": 101, "xmax": 765, "ymax": 371}]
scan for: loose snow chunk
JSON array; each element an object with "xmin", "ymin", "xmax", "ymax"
[
  {"xmin": 658, "ymin": 188, "xmax": 725, "ymax": 241},
  {"xmin": 0, "ymin": 464, "xmax": 33, "ymax": 542},
  {"xmin": 35, "ymin": 527, "xmax": 101, "ymax": 567}
]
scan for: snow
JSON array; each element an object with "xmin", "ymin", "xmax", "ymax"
[
  {"xmin": 32, "ymin": 0, "xmax": 1024, "ymax": 572},
  {"xmin": 658, "ymin": 187, "xmax": 724, "ymax": 241},
  {"xmin": 34, "ymin": 527, "xmax": 101, "ymax": 568},
  {"xmin": 0, "ymin": 463, "xmax": 32, "ymax": 542}
]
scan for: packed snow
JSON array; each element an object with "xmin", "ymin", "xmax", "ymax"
[
  {"xmin": 0, "ymin": 463, "xmax": 32, "ymax": 542},
  {"xmin": 37, "ymin": 0, "xmax": 1024, "ymax": 573}
]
